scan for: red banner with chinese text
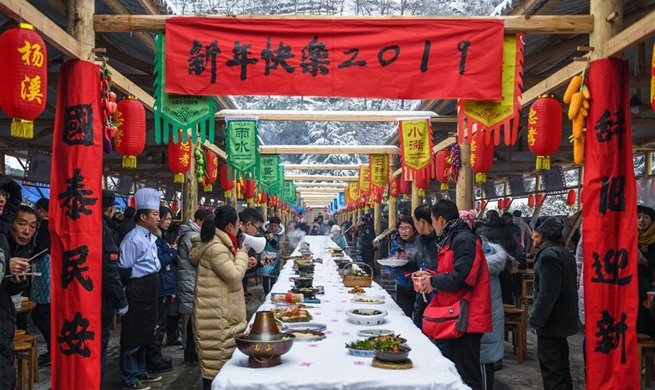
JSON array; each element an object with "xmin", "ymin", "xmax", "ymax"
[
  {"xmin": 582, "ymin": 58, "xmax": 639, "ymax": 390},
  {"xmin": 165, "ymin": 18, "xmax": 504, "ymax": 100},
  {"xmin": 49, "ymin": 60, "xmax": 103, "ymax": 390}
]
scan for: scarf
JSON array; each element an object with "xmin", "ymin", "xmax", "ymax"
[
  {"xmin": 221, "ymin": 229, "xmax": 239, "ymax": 256},
  {"xmin": 435, "ymin": 218, "xmax": 465, "ymax": 252},
  {"xmin": 639, "ymin": 223, "xmax": 655, "ymax": 250}
]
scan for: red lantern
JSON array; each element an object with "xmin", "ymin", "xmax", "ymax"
[
  {"xmin": 170, "ymin": 201, "xmax": 179, "ymax": 213},
  {"xmin": 128, "ymin": 196, "xmax": 136, "ymax": 208},
  {"xmin": 414, "ymin": 170, "xmax": 430, "ymax": 197},
  {"xmin": 374, "ymin": 189, "xmax": 384, "ymax": 203},
  {"xmin": 168, "ymin": 131, "xmax": 192, "ymax": 183},
  {"xmin": 243, "ymin": 178, "xmax": 256, "ymax": 200},
  {"xmin": 115, "ymin": 96, "xmax": 145, "ymax": 168},
  {"xmin": 219, "ymin": 165, "xmax": 235, "ymax": 198},
  {"xmin": 0, "ymin": 23, "xmax": 47, "ymax": 139},
  {"xmin": 527, "ymin": 95, "xmax": 562, "ymax": 170},
  {"xmin": 436, "ymin": 150, "xmax": 452, "ymax": 190},
  {"xmin": 528, "ymin": 194, "xmax": 535, "ymax": 209},
  {"xmin": 261, "ymin": 192, "xmax": 268, "ymax": 205},
  {"xmin": 400, "ymin": 178, "xmax": 411, "ymax": 198},
  {"xmin": 389, "ymin": 177, "xmax": 400, "ymax": 198},
  {"xmin": 497, "ymin": 199, "xmax": 504, "ymax": 210},
  {"xmin": 203, "ymin": 150, "xmax": 218, "ymax": 192},
  {"xmin": 537, "ymin": 194, "xmax": 545, "ymax": 206},
  {"xmin": 567, "ymin": 189, "xmax": 577, "ymax": 206},
  {"xmin": 504, "ymin": 198, "xmax": 512, "ymax": 210},
  {"xmin": 470, "ymin": 131, "xmax": 494, "ymax": 183}
]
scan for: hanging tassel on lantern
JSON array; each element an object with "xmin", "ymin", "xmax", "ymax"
[
  {"xmin": 475, "ymin": 172, "xmax": 487, "ymax": 183},
  {"xmin": 174, "ymin": 173, "xmax": 184, "ymax": 183},
  {"xmin": 11, "ymin": 119, "xmax": 35, "ymax": 139}
]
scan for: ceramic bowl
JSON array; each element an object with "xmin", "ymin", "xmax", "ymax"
[
  {"xmin": 345, "ymin": 308, "xmax": 388, "ymax": 325},
  {"xmin": 347, "ymin": 348, "xmax": 376, "ymax": 358},
  {"xmin": 374, "ymin": 346, "xmax": 411, "ymax": 362}
]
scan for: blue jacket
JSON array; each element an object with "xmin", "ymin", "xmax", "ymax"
[
  {"xmin": 386, "ymin": 234, "xmax": 420, "ymax": 288},
  {"xmin": 156, "ymin": 234, "xmax": 178, "ymax": 298}
]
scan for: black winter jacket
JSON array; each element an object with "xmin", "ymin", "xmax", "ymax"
[
  {"xmin": 529, "ymin": 243, "xmax": 579, "ymax": 338},
  {"xmin": 102, "ymin": 215, "xmax": 127, "ymax": 318},
  {"xmin": 475, "ymin": 218, "xmax": 517, "ymax": 255},
  {"xmin": 417, "ymin": 230, "xmax": 438, "ymax": 270},
  {"xmin": 0, "ymin": 175, "xmax": 25, "ymax": 390}
]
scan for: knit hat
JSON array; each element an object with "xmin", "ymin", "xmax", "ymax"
[
  {"xmin": 534, "ymin": 217, "xmax": 563, "ymax": 240},
  {"xmin": 134, "ymin": 188, "xmax": 160, "ymax": 211},
  {"xmin": 638, "ymin": 205, "xmax": 655, "ymax": 221}
]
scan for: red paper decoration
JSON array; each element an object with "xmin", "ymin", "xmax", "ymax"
[
  {"xmin": 567, "ymin": 189, "xmax": 577, "ymax": 206},
  {"xmin": 436, "ymin": 150, "xmax": 452, "ymax": 190},
  {"xmin": 220, "ymin": 165, "xmax": 235, "ymax": 198},
  {"xmin": 243, "ymin": 178, "xmax": 256, "ymax": 200},
  {"xmin": 389, "ymin": 177, "xmax": 400, "ymax": 198},
  {"xmin": 129, "ymin": 196, "xmax": 136, "ymax": 208},
  {"xmin": 497, "ymin": 199, "xmax": 504, "ymax": 210},
  {"xmin": 414, "ymin": 170, "xmax": 430, "ymax": 197},
  {"xmin": 203, "ymin": 150, "xmax": 218, "ymax": 192},
  {"xmin": 170, "ymin": 201, "xmax": 179, "ymax": 213},
  {"xmin": 115, "ymin": 96, "xmax": 145, "ymax": 168},
  {"xmin": 0, "ymin": 23, "xmax": 47, "ymax": 139},
  {"xmin": 527, "ymin": 95, "xmax": 562, "ymax": 170},
  {"xmin": 504, "ymin": 198, "xmax": 512, "ymax": 210},
  {"xmin": 528, "ymin": 194, "xmax": 535, "ymax": 209},
  {"xmin": 168, "ymin": 132, "xmax": 192, "ymax": 183},
  {"xmin": 470, "ymin": 131, "xmax": 494, "ymax": 183},
  {"xmin": 537, "ymin": 194, "xmax": 545, "ymax": 206},
  {"xmin": 400, "ymin": 178, "xmax": 411, "ymax": 198}
]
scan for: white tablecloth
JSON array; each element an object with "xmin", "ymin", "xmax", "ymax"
[{"xmin": 213, "ymin": 236, "xmax": 469, "ymax": 390}]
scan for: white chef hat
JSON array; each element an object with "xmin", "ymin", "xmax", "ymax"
[{"xmin": 135, "ymin": 188, "xmax": 160, "ymax": 211}]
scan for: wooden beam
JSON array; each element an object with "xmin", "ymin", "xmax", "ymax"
[
  {"xmin": 295, "ymin": 182, "xmax": 348, "ymax": 187},
  {"xmin": 94, "ymin": 14, "xmax": 594, "ymax": 35},
  {"xmin": 283, "ymin": 164, "xmax": 360, "ymax": 170},
  {"xmin": 203, "ymin": 142, "xmax": 227, "ymax": 160},
  {"xmin": 0, "ymin": 0, "xmax": 157, "ymax": 112},
  {"xmin": 102, "ymin": 0, "xmax": 155, "ymax": 51},
  {"xmin": 0, "ymin": 0, "xmax": 83, "ymax": 58},
  {"xmin": 604, "ymin": 7, "xmax": 655, "ymax": 57},
  {"xmin": 107, "ymin": 64, "xmax": 155, "ymax": 109},
  {"xmin": 520, "ymin": 61, "xmax": 586, "ymax": 106},
  {"xmin": 218, "ymin": 110, "xmax": 442, "ymax": 122},
  {"xmin": 134, "ymin": 0, "xmax": 162, "ymax": 16},
  {"xmin": 433, "ymin": 136, "xmax": 456, "ymax": 153},
  {"xmin": 298, "ymin": 188, "xmax": 344, "ymax": 193},
  {"xmin": 285, "ymin": 175, "xmax": 356, "ymax": 181},
  {"xmin": 261, "ymin": 145, "xmax": 399, "ymax": 155}
]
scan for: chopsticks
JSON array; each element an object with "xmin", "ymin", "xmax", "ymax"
[{"xmin": 3, "ymin": 248, "xmax": 49, "ymax": 278}]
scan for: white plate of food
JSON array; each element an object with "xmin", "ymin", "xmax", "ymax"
[
  {"xmin": 288, "ymin": 329, "xmax": 326, "ymax": 342},
  {"xmin": 351, "ymin": 296, "xmax": 385, "ymax": 304},
  {"xmin": 377, "ymin": 258, "xmax": 409, "ymax": 267},
  {"xmin": 357, "ymin": 329, "xmax": 395, "ymax": 338},
  {"xmin": 346, "ymin": 308, "xmax": 388, "ymax": 325},
  {"xmin": 282, "ymin": 322, "xmax": 327, "ymax": 332}
]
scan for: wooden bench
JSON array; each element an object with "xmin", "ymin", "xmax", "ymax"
[{"xmin": 504, "ymin": 305, "xmax": 527, "ymax": 364}]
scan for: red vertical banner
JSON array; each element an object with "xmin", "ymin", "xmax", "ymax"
[
  {"xmin": 49, "ymin": 60, "xmax": 103, "ymax": 390},
  {"xmin": 582, "ymin": 58, "xmax": 639, "ymax": 390}
]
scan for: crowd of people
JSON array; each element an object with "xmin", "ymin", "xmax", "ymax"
[{"xmin": 3, "ymin": 169, "xmax": 651, "ymax": 390}]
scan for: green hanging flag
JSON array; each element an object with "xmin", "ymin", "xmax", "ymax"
[
  {"xmin": 283, "ymin": 180, "xmax": 296, "ymax": 204},
  {"xmin": 154, "ymin": 33, "xmax": 216, "ymax": 145},
  {"xmin": 275, "ymin": 165, "xmax": 285, "ymax": 197},
  {"xmin": 259, "ymin": 155, "xmax": 280, "ymax": 193},
  {"xmin": 226, "ymin": 118, "xmax": 259, "ymax": 177}
]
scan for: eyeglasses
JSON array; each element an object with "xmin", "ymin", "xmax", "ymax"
[{"xmin": 398, "ymin": 226, "xmax": 413, "ymax": 231}]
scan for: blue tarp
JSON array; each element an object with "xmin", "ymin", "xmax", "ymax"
[{"xmin": 19, "ymin": 183, "xmax": 50, "ymax": 204}]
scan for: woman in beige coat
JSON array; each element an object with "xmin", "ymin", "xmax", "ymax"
[{"xmin": 190, "ymin": 206, "xmax": 256, "ymax": 389}]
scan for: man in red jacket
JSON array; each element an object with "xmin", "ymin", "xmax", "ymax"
[{"xmin": 418, "ymin": 199, "xmax": 492, "ymax": 390}]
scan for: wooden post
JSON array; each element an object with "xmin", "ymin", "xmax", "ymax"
[
  {"xmin": 183, "ymin": 143, "xmax": 198, "ymax": 222},
  {"xmin": 456, "ymin": 140, "xmax": 473, "ymax": 211},
  {"xmin": 229, "ymin": 179, "xmax": 237, "ymax": 208},
  {"xmin": 589, "ymin": 0, "xmax": 622, "ymax": 61},
  {"xmin": 388, "ymin": 199, "xmax": 397, "ymax": 229},
  {"xmin": 68, "ymin": 0, "xmax": 95, "ymax": 60},
  {"xmin": 645, "ymin": 153, "xmax": 652, "ymax": 204},
  {"xmin": 411, "ymin": 182, "xmax": 420, "ymax": 213},
  {"xmin": 262, "ymin": 205, "xmax": 268, "ymax": 221},
  {"xmin": 374, "ymin": 202, "xmax": 381, "ymax": 235},
  {"xmin": 0, "ymin": 153, "xmax": 6, "ymax": 175}
]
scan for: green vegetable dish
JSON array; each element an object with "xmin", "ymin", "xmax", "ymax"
[
  {"xmin": 371, "ymin": 334, "xmax": 407, "ymax": 352},
  {"xmin": 345, "ymin": 339, "xmax": 375, "ymax": 351}
]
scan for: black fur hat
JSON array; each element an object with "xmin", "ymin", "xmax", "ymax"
[{"xmin": 535, "ymin": 217, "xmax": 563, "ymax": 240}]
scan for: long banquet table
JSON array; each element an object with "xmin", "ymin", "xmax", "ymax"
[{"xmin": 213, "ymin": 236, "xmax": 469, "ymax": 390}]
